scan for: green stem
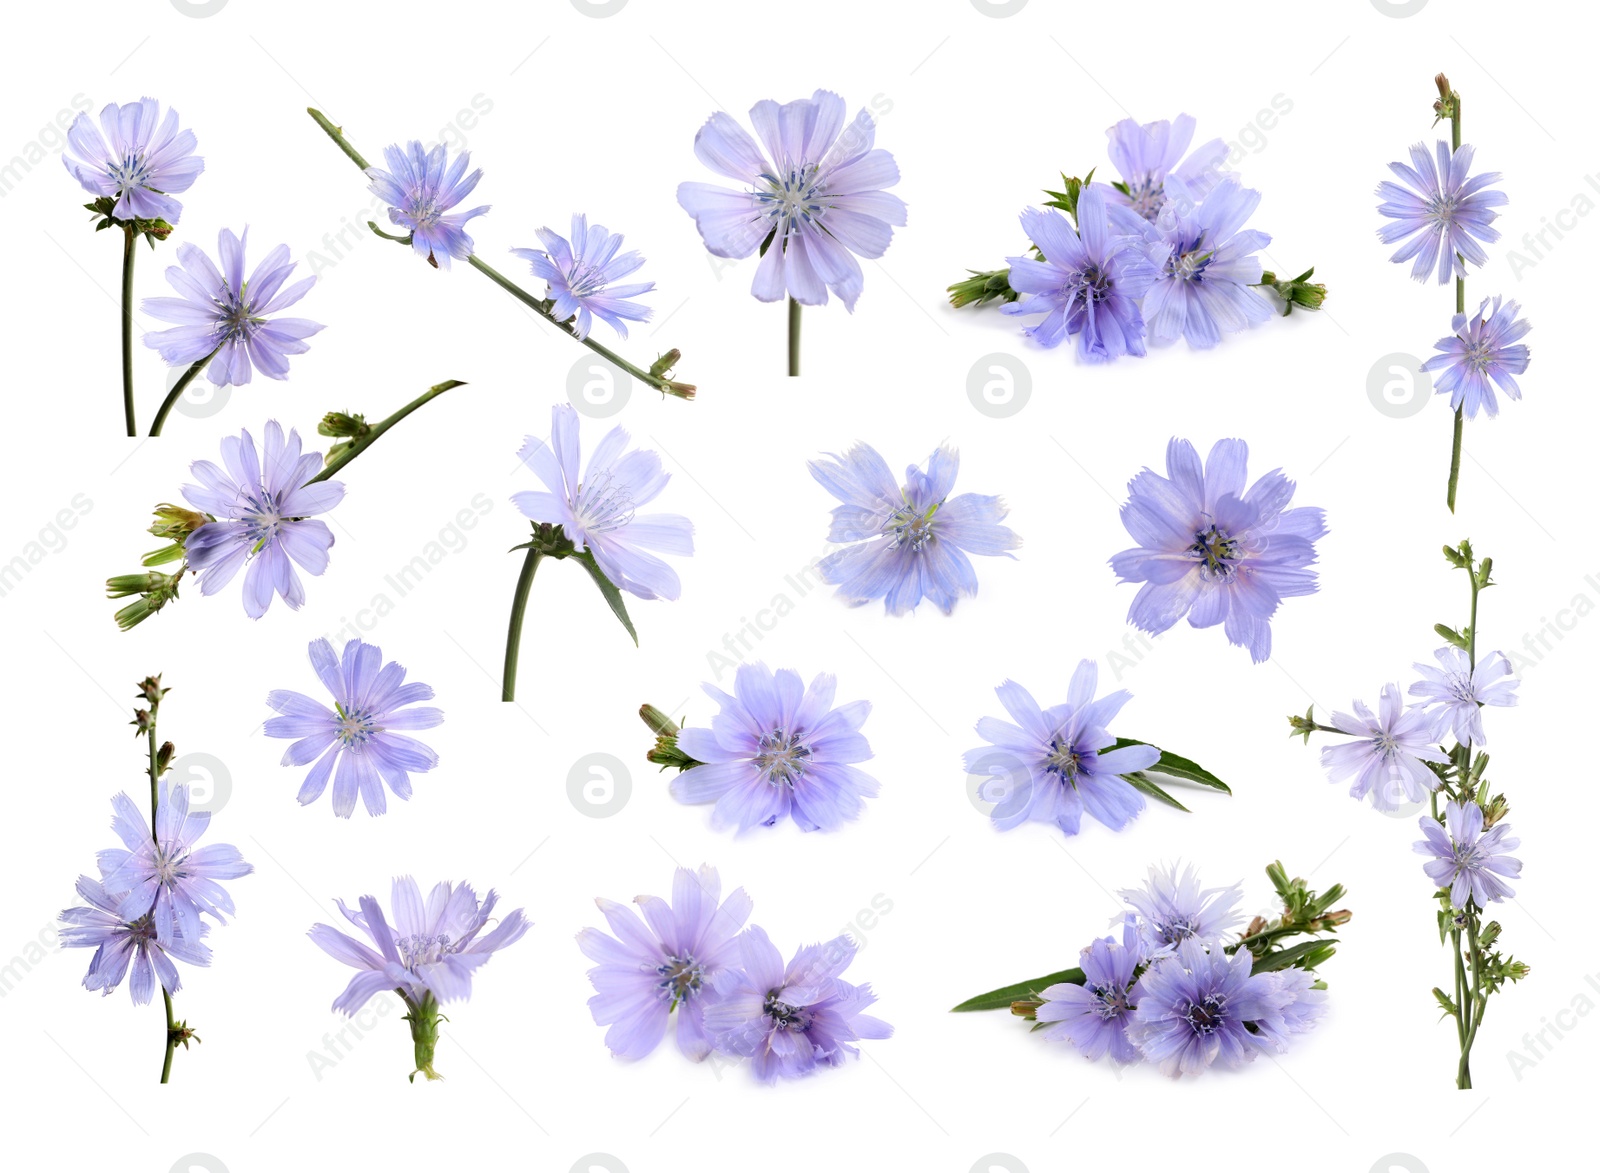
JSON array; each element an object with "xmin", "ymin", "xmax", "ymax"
[
  {"xmin": 1446, "ymin": 407, "xmax": 1464, "ymax": 514},
  {"xmin": 307, "ymin": 108, "xmax": 692, "ymax": 399},
  {"xmin": 787, "ymin": 296, "xmax": 801, "ymax": 377},
  {"xmin": 121, "ymin": 225, "xmax": 138, "ymax": 436},
  {"xmin": 147, "ymin": 716, "xmax": 179, "ymax": 1084},
  {"xmin": 148, "ymin": 354, "xmax": 216, "ymax": 437},
  {"xmin": 307, "ymin": 380, "xmax": 466, "ymax": 485},
  {"xmin": 1446, "ymin": 89, "xmax": 1465, "ymax": 514},
  {"xmin": 1458, "ymin": 911, "xmax": 1485, "ymax": 1089},
  {"xmin": 502, "ymin": 546, "xmax": 542, "ymax": 703},
  {"xmin": 161, "ymin": 990, "xmax": 178, "ymax": 1083}
]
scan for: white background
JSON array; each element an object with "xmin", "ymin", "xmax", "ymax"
[{"xmin": 0, "ymin": 1, "xmax": 1590, "ymax": 1171}]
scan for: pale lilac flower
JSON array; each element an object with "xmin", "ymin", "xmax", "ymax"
[
  {"xmin": 670, "ymin": 663, "xmax": 877, "ymax": 833},
  {"xmin": 1111, "ymin": 438, "xmax": 1326, "ymax": 662},
  {"xmin": 265, "ymin": 638, "xmax": 443, "ymax": 818},
  {"xmin": 677, "ymin": 89, "xmax": 906, "ymax": 310},
  {"xmin": 1320, "ymin": 683, "xmax": 1449, "ymax": 811},
  {"xmin": 961, "ymin": 661, "xmax": 1158, "ymax": 837},
  {"xmin": 577, "ymin": 865, "xmax": 753, "ymax": 1060},
  {"xmin": 1001, "ymin": 188, "xmax": 1157, "ymax": 361},
  {"xmin": 1105, "ymin": 114, "xmax": 1229, "ymax": 223},
  {"xmin": 180, "ymin": 421, "xmax": 345, "ymax": 618},
  {"xmin": 96, "ymin": 781, "xmax": 252, "ymax": 949},
  {"xmin": 704, "ymin": 926, "xmax": 891, "ymax": 1081},
  {"xmin": 62, "ymin": 98, "xmax": 203, "ymax": 224},
  {"xmin": 1409, "ymin": 647, "xmax": 1519, "ymax": 746},
  {"xmin": 1377, "ymin": 141, "xmax": 1506, "ymax": 284},
  {"xmin": 1034, "ymin": 922, "xmax": 1143, "ymax": 1063},
  {"xmin": 365, "ymin": 141, "xmax": 489, "ymax": 268},
  {"xmin": 513, "ymin": 404, "xmax": 693, "ymax": 601},
  {"xmin": 309, "ymin": 877, "xmax": 528, "ymax": 1014},
  {"xmin": 1420, "ymin": 296, "xmax": 1531, "ymax": 419},
  {"xmin": 59, "ymin": 875, "xmax": 211, "ymax": 1004},
  {"xmin": 809, "ymin": 442, "xmax": 1019, "ymax": 615},
  {"xmin": 510, "ymin": 214, "xmax": 653, "ymax": 340},
  {"xmin": 1118, "ymin": 863, "xmax": 1243, "ymax": 955},
  {"xmin": 144, "ymin": 227, "xmax": 322, "ymax": 386},
  {"xmin": 1249, "ymin": 967, "xmax": 1328, "ymax": 1051},
  {"xmin": 1415, "ymin": 800, "xmax": 1521, "ymax": 909},
  {"xmin": 1137, "ymin": 177, "xmax": 1275, "ymax": 348},
  {"xmin": 1126, "ymin": 939, "xmax": 1292, "ymax": 1076}
]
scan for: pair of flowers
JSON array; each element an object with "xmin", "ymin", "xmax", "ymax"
[{"xmin": 578, "ymin": 865, "xmax": 889, "ymax": 1082}]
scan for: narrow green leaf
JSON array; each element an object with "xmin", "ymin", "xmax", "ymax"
[
  {"xmin": 950, "ymin": 966, "xmax": 1084, "ymax": 1013},
  {"xmin": 1112, "ymin": 738, "xmax": 1231, "ymax": 794},
  {"xmin": 1122, "ymin": 771, "xmax": 1190, "ymax": 813},
  {"xmin": 1251, "ymin": 939, "xmax": 1332, "ymax": 974},
  {"xmin": 573, "ymin": 550, "xmax": 638, "ymax": 646}
]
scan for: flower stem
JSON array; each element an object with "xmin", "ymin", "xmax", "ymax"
[
  {"xmin": 1446, "ymin": 83, "xmax": 1465, "ymax": 514},
  {"xmin": 1446, "ymin": 407, "xmax": 1464, "ymax": 513},
  {"xmin": 148, "ymin": 354, "xmax": 216, "ymax": 437},
  {"xmin": 787, "ymin": 297, "xmax": 801, "ymax": 377},
  {"xmin": 1458, "ymin": 911, "xmax": 1485, "ymax": 1089},
  {"xmin": 146, "ymin": 710, "xmax": 180, "ymax": 1084},
  {"xmin": 306, "ymin": 107, "xmax": 694, "ymax": 399},
  {"xmin": 121, "ymin": 225, "xmax": 138, "ymax": 436},
  {"xmin": 502, "ymin": 546, "xmax": 543, "ymax": 703},
  {"xmin": 306, "ymin": 379, "xmax": 466, "ymax": 485}
]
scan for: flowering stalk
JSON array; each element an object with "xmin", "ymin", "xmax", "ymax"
[
  {"xmin": 1288, "ymin": 539, "xmax": 1528, "ymax": 1088},
  {"xmin": 1437, "ymin": 74, "xmax": 1467, "ymax": 513},
  {"xmin": 305, "ymin": 108, "xmax": 694, "ymax": 400},
  {"xmin": 147, "ymin": 350, "xmax": 219, "ymax": 437},
  {"xmin": 788, "ymin": 297, "xmax": 801, "ymax": 377},
  {"xmin": 121, "ymin": 226, "xmax": 138, "ymax": 435}
]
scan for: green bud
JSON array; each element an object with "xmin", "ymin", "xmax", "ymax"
[
  {"xmin": 149, "ymin": 504, "xmax": 208, "ymax": 541},
  {"xmin": 648, "ymin": 349, "xmax": 682, "ymax": 380},
  {"xmin": 1258, "ymin": 267, "xmax": 1326, "ymax": 315},
  {"xmin": 947, "ymin": 268, "xmax": 1019, "ymax": 309},
  {"xmin": 138, "ymin": 674, "xmax": 170, "ymax": 706},
  {"xmin": 318, "ymin": 411, "xmax": 370, "ymax": 439}
]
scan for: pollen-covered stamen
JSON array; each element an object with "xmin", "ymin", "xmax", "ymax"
[
  {"xmin": 1155, "ymin": 917, "xmax": 1201, "ymax": 947},
  {"xmin": 211, "ymin": 282, "xmax": 265, "ymax": 345},
  {"xmin": 1165, "ymin": 241, "xmax": 1215, "ymax": 284},
  {"xmin": 1183, "ymin": 994, "xmax": 1228, "ymax": 1035},
  {"xmin": 1090, "ymin": 981, "xmax": 1132, "ymax": 1020},
  {"xmin": 755, "ymin": 163, "xmax": 826, "ymax": 236},
  {"xmin": 229, "ymin": 484, "xmax": 289, "ymax": 553},
  {"xmin": 1043, "ymin": 737, "xmax": 1084, "ymax": 784},
  {"xmin": 150, "ymin": 842, "xmax": 189, "ymax": 886},
  {"xmin": 396, "ymin": 932, "xmax": 454, "ymax": 968},
  {"xmin": 655, "ymin": 954, "xmax": 706, "ymax": 1003},
  {"xmin": 574, "ymin": 470, "xmax": 636, "ymax": 536},
  {"xmin": 1189, "ymin": 522, "xmax": 1240, "ymax": 578},
  {"xmin": 754, "ymin": 729, "xmax": 812, "ymax": 788},
  {"xmin": 1125, "ymin": 176, "xmax": 1166, "ymax": 222},
  {"xmin": 1426, "ymin": 191, "xmax": 1461, "ymax": 229},
  {"xmin": 885, "ymin": 502, "xmax": 938, "ymax": 552},
  {"xmin": 333, "ymin": 701, "xmax": 381, "ymax": 751},
  {"xmin": 764, "ymin": 992, "xmax": 812, "ymax": 1032},
  {"xmin": 108, "ymin": 151, "xmax": 154, "ymax": 193}
]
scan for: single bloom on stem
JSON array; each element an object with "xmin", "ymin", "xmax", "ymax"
[
  {"xmin": 1126, "ymin": 939, "xmax": 1292, "ymax": 1077},
  {"xmin": 670, "ymin": 663, "xmax": 877, "ymax": 833},
  {"xmin": 703, "ymin": 925, "xmax": 891, "ymax": 1082},
  {"xmin": 809, "ymin": 442, "xmax": 1019, "ymax": 615},
  {"xmin": 59, "ymin": 874, "xmax": 211, "ymax": 1004},
  {"xmin": 1319, "ymin": 683, "xmax": 1449, "ymax": 812},
  {"xmin": 1104, "ymin": 114, "xmax": 1228, "ymax": 223},
  {"xmin": 62, "ymin": 97, "xmax": 203, "ymax": 224},
  {"xmin": 365, "ymin": 140, "xmax": 490, "ymax": 268},
  {"xmin": 1110, "ymin": 437, "xmax": 1326, "ymax": 662},
  {"xmin": 510, "ymin": 214, "xmax": 654, "ymax": 341},
  {"xmin": 677, "ymin": 89, "xmax": 907, "ymax": 310},
  {"xmin": 1135, "ymin": 176, "xmax": 1275, "ymax": 349},
  {"xmin": 513, "ymin": 404, "xmax": 694, "ymax": 601},
  {"xmin": 1034, "ymin": 922, "xmax": 1143, "ymax": 1063},
  {"xmin": 1420, "ymin": 296, "xmax": 1531, "ymax": 419},
  {"xmin": 144, "ymin": 227, "xmax": 323, "ymax": 386},
  {"xmin": 961, "ymin": 660, "xmax": 1158, "ymax": 837},
  {"xmin": 1117, "ymin": 862, "xmax": 1244, "ymax": 955},
  {"xmin": 1249, "ymin": 966, "xmax": 1328, "ymax": 1051},
  {"xmin": 180, "ymin": 421, "xmax": 345, "ymax": 618},
  {"xmin": 1409, "ymin": 646, "xmax": 1518, "ymax": 746},
  {"xmin": 577, "ymin": 864, "xmax": 753, "ymax": 1060},
  {"xmin": 309, "ymin": 876, "xmax": 529, "ymax": 1015},
  {"xmin": 1001, "ymin": 188, "xmax": 1156, "ymax": 361},
  {"xmin": 1376, "ymin": 141, "xmax": 1506, "ymax": 284},
  {"xmin": 264, "ymin": 638, "xmax": 444, "ymax": 818},
  {"xmin": 96, "ymin": 781, "xmax": 252, "ymax": 950},
  {"xmin": 1414, "ymin": 800, "xmax": 1521, "ymax": 909}
]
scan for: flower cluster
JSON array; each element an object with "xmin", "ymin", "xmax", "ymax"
[
  {"xmin": 957, "ymin": 862, "xmax": 1347, "ymax": 1078},
  {"xmin": 59, "ymin": 677, "xmax": 252, "ymax": 1081},
  {"xmin": 579, "ymin": 865, "xmax": 890, "ymax": 1082},
  {"xmin": 951, "ymin": 114, "xmax": 1325, "ymax": 361},
  {"xmin": 310, "ymin": 877, "xmax": 528, "ymax": 1082}
]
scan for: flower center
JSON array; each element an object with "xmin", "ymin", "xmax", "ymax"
[
  {"xmin": 1043, "ymin": 736, "xmax": 1083, "ymax": 784},
  {"xmin": 334, "ymin": 702, "xmax": 380, "ymax": 749},
  {"xmin": 1427, "ymin": 192, "xmax": 1460, "ymax": 228},
  {"xmin": 756, "ymin": 164, "xmax": 825, "ymax": 236},
  {"xmin": 1154, "ymin": 917, "xmax": 1199, "ymax": 948},
  {"xmin": 211, "ymin": 282, "xmax": 264, "ymax": 344},
  {"xmin": 573, "ymin": 471, "xmax": 635, "ymax": 535},
  {"xmin": 1164, "ymin": 240, "xmax": 1213, "ymax": 283},
  {"xmin": 1462, "ymin": 335, "xmax": 1494, "ymax": 373},
  {"xmin": 151, "ymin": 843, "xmax": 187, "ymax": 886},
  {"xmin": 1189, "ymin": 523, "xmax": 1240, "ymax": 578},
  {"xmin": 108, "ymin": 150, "xmax": 153, "ymax": 192},
  {"xmin": 885, "ymin": 503, "xmax": 937, "ymax": 552},
  {"xmin": 1126, "ymin": 177, "xmax": 1166, "ymax": 222},
  {"xmin": 396, "ymin": 933, "xmax": 453, "ymax": 968},
  {"xmin": 565, "ymin": 261, "xmax": 609, "ymax": 299},
  {"xmin": 1090, "ymin": 981, "xmax": 1132, "ymax": 1020},
  {"xmin": 1067, "ymin": 263, "xmax": 1112, "ymax": 306},
  {"xmin": 406, "ymin": 193, "xmax": 445, "ymax": 229},
  {"xmin": 764, "ymin": 993, "xmax": 812, "ymax": 1032},
  {"xmin": 231, "ymin": 485, "xmax": 288, "ymax": 552},
  {"xmin": 656, "ymin": 954, "xmax": 705, "ymax": 1004},
  {"xmin": 1184, "ymin": 994, "xmax": 1228, "ymax": 1035},
  {"xmin": 754, "ymin": 729, "xmax": 811, "ymax": 788}
]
